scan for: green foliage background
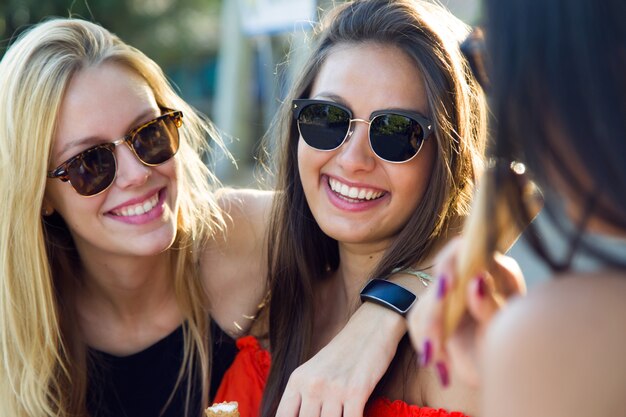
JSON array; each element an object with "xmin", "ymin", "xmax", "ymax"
[{"xmin": 0, "ymin": 0, "xmax": 222, "ymax": 111}]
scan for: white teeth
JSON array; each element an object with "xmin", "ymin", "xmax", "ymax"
[
  {"xmin": 328, "ymin": 178, "xmax": 385, "ymax": 201},
  {"xmin": 113, "ymin": 193, "xmax": 159, "ymax": 217}
]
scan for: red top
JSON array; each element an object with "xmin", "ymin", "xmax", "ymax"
[{"xmin": 214, "ymin": 336, "xmax": 470, "ymax": 417}]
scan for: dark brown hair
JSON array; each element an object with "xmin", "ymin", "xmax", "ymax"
[
  {"xmin": 260, "ymin": 1, "xmax": 487, "ymax": 415},
  {"xmin": 486, "ymin": 0, "xmax": 626, "ymax": 269}
]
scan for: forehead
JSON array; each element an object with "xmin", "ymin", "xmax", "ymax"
[
  {"xmin": 53, "ymin": 62, "xmax": 158, "ymax": 154},
  {"xmin": 310, "ymin": 42, "xmax": 429, "ymax": 116}
]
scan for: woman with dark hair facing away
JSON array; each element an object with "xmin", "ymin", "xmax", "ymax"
[
  {"xmin": 408, "ymin": 0, "xmax": 626, "ymax": 416},
  {"xmin": 212, "ymin": 1, "xmax": 498, "ymax": 416},
  {"xmin": 0, "ymin": 17, "xmax": 441, "ymax": 417}
]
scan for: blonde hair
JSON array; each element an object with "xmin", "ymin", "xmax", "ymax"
[{"xmin": 0, "ymin": 18, "xmax": 225, "ymax": 416}]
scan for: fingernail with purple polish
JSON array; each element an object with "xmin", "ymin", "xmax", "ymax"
[
  {"xmin": 437, "ymin": 276, "xmax": 447, "ymax": 299},
  {"xmin": 476, "ymin": 275, "xmax": 486, "ymax": 298},
  {"xmin": 420, "ymin": 339, "xmax": 432, "ymax": 367},
  {"xmin": 436, "ymin": 361, "xmax": 450, "ymax": 387}
]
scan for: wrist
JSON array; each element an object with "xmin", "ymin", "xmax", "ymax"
[{"xmin": 351, "ymin": 299, "xmax": 407, "ymax": 345}]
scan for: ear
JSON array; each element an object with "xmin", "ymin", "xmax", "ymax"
[{"xmin": 41, "ymin": 198, "xmax": 55, "ymax": 217}]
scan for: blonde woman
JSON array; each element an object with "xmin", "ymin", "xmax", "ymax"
[{"xmin": 0, "ymin": 18, "xmax": 415, "ymax": 417}]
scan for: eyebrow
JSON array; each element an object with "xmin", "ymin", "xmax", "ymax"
[
  {"xmin": 312, "ymin": 92, "xmax": 345, "ymax": 104},
  {"xmin": 55, "ymin": 108, "xmax": 159, "ymax": 162}
]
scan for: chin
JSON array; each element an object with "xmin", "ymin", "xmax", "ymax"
[
  {"xmin": 132, "ymin": 227, "xmax": 178, "ymax": 256},
  {"xmin": 320, "ymin": 224, "xmax": 376, "ymax": 245}
]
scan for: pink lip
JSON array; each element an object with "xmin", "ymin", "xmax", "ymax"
[
  {"xmin": 322, "ymin": 174, "xmax": 389, "ymax": 212},
  {"xmin": 105, "ymin": 188, "xmax": 166, "ymax": 225}
]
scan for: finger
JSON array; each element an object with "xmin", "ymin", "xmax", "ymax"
[
  {"xmin": 299, "ymin": 398, "xmax": 321, "ymax": 417},
  {"xmin": 491, "ymin": 252, "xmax": 526, "ymax": 296},
  {"xmin": 429, "ymin": 277, "xmax": 449, "ymax": 361},
  {"xmin": 342, "ymin": 398, "xmax": 366, "ymax": 417},
  {"xmin": 275, "ymin": 386, "xmax": 302, "ymax": 417},
  {"xmin": 407, "ymin": 275, "xmax": 441, "ymax": 361},
  {"xmin": 433, "ymin": 237, "xmax": 463, "ymax": 274},
  {"xmin": 320, "ymin": 400, "xmax": 343, "ymax": 417},
  {"xmin": 465, "ymin": 274, "xmax": 502, "ymax": 324},
  {"xmin": 415, "ymin": 276, "xmax": 451, "ymax": 384}
]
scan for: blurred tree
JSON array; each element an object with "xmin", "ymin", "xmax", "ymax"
[
  {"xmin": 1, "ymin": 0, "xmax": 224, "ymax": 115},
  {"xmin": 0, "ymin": 0, "xmax": 221, "ymax": 70}
]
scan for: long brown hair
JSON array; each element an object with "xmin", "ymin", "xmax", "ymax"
[{"xmin": 260, "ymin": 1, "xmax": 486, "ymax": 416}]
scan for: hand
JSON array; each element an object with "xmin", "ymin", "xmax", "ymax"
[
  {"xmin": 276, "ymin": 302, "xmax": 406, "ymax": 417},
  {"xmin": 407, "ymin": 237, "xmax": 525, "ymax": 388}
]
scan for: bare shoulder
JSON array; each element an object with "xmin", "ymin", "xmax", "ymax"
[
  {"xmin": 200, "ymin": 188, "xmax": 274, "ymax": 336},
  {"xmin": 483, "ymin": 271, "xmax": 626, "ymax": 417},
  {"xmin": 208, "ymin": 187, "xmax": 274, "ymax": 251},
  {"xmin": 214, "ymin": 188, "xmax": 274, "ymax": 233}
]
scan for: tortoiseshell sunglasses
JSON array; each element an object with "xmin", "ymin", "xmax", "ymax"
[{"xmin": 47, "ymin": 109, "xmax": 183, "ymax": 196}]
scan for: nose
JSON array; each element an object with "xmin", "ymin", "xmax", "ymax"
[
  {"xmin": 335, "ymin": 119, "xmax": 376, "ymax": 172},
  {"xmin": 113, "ymin": 142, "xmax": 151, "ymax": 189}
]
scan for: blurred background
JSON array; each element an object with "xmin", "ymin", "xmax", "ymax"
[
  {"xmin": 2, "ymin": 0, "xmax": 566, "ymax": 286},
  {"xmin": 0, "ymin": 0, "xmax": 480, "ymax": 185}
]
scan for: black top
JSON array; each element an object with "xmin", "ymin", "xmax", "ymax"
[{"xmin": 87, "ymin": 322, "xmax": 237, "ymax": 417}]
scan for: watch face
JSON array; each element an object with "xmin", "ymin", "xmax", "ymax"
[{"xmin": 361, "ymin": 279, "xmax": 417, "ymax": 314}]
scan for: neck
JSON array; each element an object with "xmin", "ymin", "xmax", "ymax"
[
  {"xmin": 77, "ymin": 250, "xmax": 175, "ymax": 322},
  {"xmin": 310, "ymin": 241, "xmax": 388, "ymax": 353},
  {"xmin": 335, "ymin": 241, "xmax": 388, "ymax": 303}
]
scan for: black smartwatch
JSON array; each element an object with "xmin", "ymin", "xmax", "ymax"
[{"xmin": 360, "ymin": 279, "xmax": 417, "ymax": 316}]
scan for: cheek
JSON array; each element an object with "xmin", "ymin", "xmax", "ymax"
[
  {"xmin": 297, "ymin": 138, "xmax": 329, "ymax": 211},
  {"xmin": 48, "ymin": 186, "xmax": 104, "ymax": 229},
  {"xmin": 45, "ymin": 180, "xmax": 89, "ymax": 214},
  {"xmin": 158, "ymin": 158, "xmax": 180, "ymax": 206},
  {"xmin": 297, "ymin": 139, "xmax": 317, "ymax": 189},
  {"xmin": 394, "ymin": 142, "xmax": 436, "ymax": 212},
  {"xmin": 158, "ymin": 157, "xmax": 178, "ymax": 182}
]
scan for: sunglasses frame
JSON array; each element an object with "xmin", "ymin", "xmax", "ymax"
[
  {"xmin": 292, "ymin": 99, "xmax": 432, "ymax": 164},
  {"xmin": 47, "ymin": 108, "xmax": 183, "ymax": 196}
]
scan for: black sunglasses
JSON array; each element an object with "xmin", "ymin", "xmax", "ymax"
[
  {"xmin": 47, "ymin": 108, "xmax": 183, "ymax": 196},
  {"xmin": 292, "ymin": 99, "xmax": 432, "ymax": 163}
]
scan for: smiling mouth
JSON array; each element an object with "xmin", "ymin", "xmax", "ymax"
[
  {"xmin": 110, "ymin": 191, "xmax": 160, "ymax": 217},
  {"xmin": 328, "ymin": 177, "xmax": 386, "ymax": 202}
]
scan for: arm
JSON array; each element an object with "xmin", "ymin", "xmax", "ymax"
[
  {"xmin": 276, "ymin": 274, "xmax": 428, "ymax": 417},
  {"xmin": 201, "ymin": 188, "xmax": 273, "ymax": 336}
]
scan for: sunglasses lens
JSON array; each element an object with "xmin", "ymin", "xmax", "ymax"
[
  {"xmin": 66, "ymin": 146, "xmax": 117, "ymax": 196},
  {"xmin": 370, "ymin": 114, "xmax": 424, "ymax": 162},
  {"xmin": 297, "ymin": 103, "xmax": 350, "ymax": 150},
  {"xmin": 132, "ymin": 115, "xmax": 180, "ymax": 165}
]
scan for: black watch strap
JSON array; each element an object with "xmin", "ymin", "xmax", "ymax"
[{"xmin": 359, "ymin": 279, "xmax": 417, "ymax": 316}]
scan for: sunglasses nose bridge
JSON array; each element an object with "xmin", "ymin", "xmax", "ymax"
[
  {"xmin": 110, "ymin": 136, "xmax": 128, "ymax": 149},
  {"xmin": 346, "ymin": 118, "xmax": 371, "ymax": 139},
  {"xmin": 111, "ymin": 134, "xmax": 146, "ymax": 164}
]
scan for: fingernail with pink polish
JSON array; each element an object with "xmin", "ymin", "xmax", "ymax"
[
  {"xmin": 476, "ymin": 275, "xmax": 486, "ymax": 298},
  {"xmin": 436, "ymin": 361, "xmax": 450, "ymax": 387},
  {"xmin": 437, "ymin": 276, "xmax": 447, "ymax": 299},
  {"xmin": 420, "ymin": 339, "xmax": 432, "ymax": 367}
]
